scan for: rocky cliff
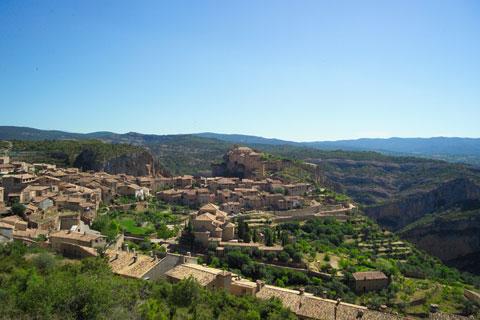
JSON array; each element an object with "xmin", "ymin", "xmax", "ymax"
[
  {"xmin": 73, "ymin": 148, "xmax": 160, "ymax": 176},
  {"xmin": 400, "ymin": 209, "xmax": 480, "ymax": 274},
  {"xmin": 6, "ymin": 139, "xmax": 166, "ymax": 177},
  {"xmin": 364, "ymin": 178, "xmax": 480, "ymax": 231}
]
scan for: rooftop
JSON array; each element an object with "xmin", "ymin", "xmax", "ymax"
[
  {"xmin": 106, "ymin": 249, "xmax": 160, "ymax": 279},
  {"xmin": 165, "ymin": 263, "xmax": 226, "ymax": 286},
  {"xmin": 352, "ymin": 271, "xmax": 388, "ymax": 281},
  {"xmin": 49, "ymin": 229, "xmax": 104, "ymax": 242},
  {"xmin": 256, "ymin": 285, "xmax": 402, "ymax": 320}
]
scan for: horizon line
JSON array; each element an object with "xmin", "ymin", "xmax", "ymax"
[{"xmin": 1, "ymin": 125, "xmax": 480, "ymax": 143}]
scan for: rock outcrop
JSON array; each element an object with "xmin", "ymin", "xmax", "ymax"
[
  {"xmin": 400, "ymin": 210, "xmax": 480, "ymax": 274},
  {"xmin": 364, "ymin": 178, "xmax": 480, "ymax": 231},
  {"xmin": 74, "ymin": 149, "xmax": 160, "ymax": 176}
]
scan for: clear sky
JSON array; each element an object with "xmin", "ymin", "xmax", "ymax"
[{"xmin": 1, "ymin": 0, "xmax": 479, "ymax": 141}]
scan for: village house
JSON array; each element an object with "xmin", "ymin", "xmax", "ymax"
[
  {"xmin": 0, "ymin": 221, "xmax": 13, "ymax": 243},
  {"xmin": 284, "ymin": 183, "xmax": 311, "ymax": 196},
  {"xmin": 282, "ymin": 196, "xmax": 305, "ymax": 210},
  {"xmin": 240, "ymin": 195, "xmax": 264, "ymax": 210},
  {"xmin": 33, "ymin": 163, "xmax": 57, "ymax": 171},
  {"xmin": 117, "ymin": 183, "xmax": 150, "ymax": 200},
  {"xmin": 191, "ymin": 203, "xmax": 235, "ymax": 247},
  {"xmin": 54, "ymin": 196, "xmax": 97, "ymax": 224},
  {"xmin": 238, "ymin": 178, "xmax": 254, "ymax": 188},
  {"xmin": 19, "ymin": 185, "xmax": 50, "ymax": 203},
  {"xmin": 174, "ymin": 175, "xmax": 194, "ymax": 188},
  {"xmin": 252, "ymin": 179, "xmax": 271, "ymax": 192},
  {"xmin": 215, "ymin": 189, "xmax": 237, "ymax": 203},
  {"xmin": 181, "ymin": 188, "xmax": 214, "ymax": 207},
  {"xmin": 234, "ymin": 187, "xmax": 258, "ymax": 196},
  {"xmin": 220, "ymin": 201, "xmax": 241, "ymax": 214},
  {"xmin": 208, "ymin": 177, "xmax": 238, "ymax": 191},
  {"xmin": 0, "ymin": 162, "xmax": 15, "ymax": 174},
  {"xmin": 49, "ymin": 228, "xmax": 106, "ymax": 258},
  {"xmin": 35, "ymin": 175, "xmax": 61, "ymax": 186},
  {"xmin": 0, "ymin": 215, "xmax": 43, "ymax": 244},
  {"xmin": 28, "ymin": 211, "xmax": 59, "ymax": 231},
  {"xmin": 106, "ymin": 249, "xmax": 197, "ymax": 281},
  {"xmin": 106, "ymin": 249, "xmax": 163, "ymax": 280},
  {"xmin": 166, "ymin": 263, "xmax": 233, "ymax": 290},
  {"xmin": 352, "ymin": 271, "xmax": 389, "ymax": 293},
  {"xmin": 12, "ymin": 161, "xmax": 34, "ymax": 174},
  {"xmin": 1, "ymin": 173, "xmax": 37, "ymax": 194},
  {"xmin": 58, "ymin": 212, "xmax": 81, "ymax": 230},
  {"xmin": 0, "ymin": 215, "xmax": 28, "ymax": 231}
]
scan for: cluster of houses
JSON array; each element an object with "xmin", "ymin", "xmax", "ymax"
[
  {"xmin": 0, "ymin": 155, "xmax": 150, "ymax": 244},
  {"xmin": 157, "ymin": 176, "xmax": 312, "ymax": 213},
  {"xmin": 0, "ymin": 154, "xmax": 312, "ymax": 255},
  {"xmin": 188, "ymin": 203, "xmax": 284, "ymax": 255}
]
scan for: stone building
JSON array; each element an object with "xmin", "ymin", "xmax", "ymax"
[
  {"xmin": 352, "ymin": 271, "xmax": 389, "ymax": 293},
  {"xmin": 49, "ymin": 229, "xmax": 106, "ymax": 258},
  {"xmin": 212, "ymin": 147, "xmax": 266, "ymax": 179},
  {"xmin": 191, "ymin": 203, "xmax": 235, "ymax": 247},
  {"xmin": 165, "ymin": 263, "xmax": 233, "ymax": 291},
  {"xmin": 1, "ymin": 174, "xmax": 37, "ymax": 194}
]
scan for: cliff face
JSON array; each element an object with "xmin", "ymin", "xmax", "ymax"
[
  {"xmin": 73, "ymin": 149, "xmax": 159, "ymax": 176},
  {"xmin": 364, "ymin": 178, "xmax": 480, "ymax": 231},
  {"xmin": 400, "ymin": 211, "xmax": 480, "ymax": 275}
]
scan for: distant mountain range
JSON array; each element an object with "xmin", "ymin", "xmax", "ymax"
[
  {"xmin": 198, "ymin": 132, "xmax": 480, "ymax": 165},
  {"xmin": 146, "ymin": 130, "xmax": 480, "ymax": 166},
  {"xmin": 1, "ymin": 126, "xmax": 480, "ymax": 166}
]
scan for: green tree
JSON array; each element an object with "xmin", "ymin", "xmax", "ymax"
[
  {"xmin": 264, "ymin": 228, "xmax": 274, "ymax": 246},
  {"xmin": 11, "ymin": 202, "xmax": 26, "ymax": 217},
  {"xmin": 252, "ymin": 229, "xmax": 259, "ymax": 243}
]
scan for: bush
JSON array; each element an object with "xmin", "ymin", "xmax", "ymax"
[
  {"xmin": 266, "ymin": 252, "xmax": 276, "ymax": 263},
  {"xmin": 32, "ymin": 253, "xmax": 56, "ymax": 274},
  {"xmin": 277, "ymin": 251, "xmax": 290, "ymax": 263}
]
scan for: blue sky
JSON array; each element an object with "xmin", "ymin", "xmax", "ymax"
[{"xmin": 1, "ymin": 0, "xmax": 479, "ymax": 141}]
